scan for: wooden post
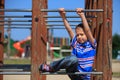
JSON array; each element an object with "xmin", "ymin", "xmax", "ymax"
[
  {"xmin": 0, "ymin": 0, "xmax": 4, "ymax": 80},
  {"xmin": 31, "ymin": 0, "xmax": 47, "ymax": 80},
  {"xmin": 85, "ymin": 0, "xmax": 112, "ymax": 80}
]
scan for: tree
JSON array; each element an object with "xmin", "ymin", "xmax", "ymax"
[
  {"xmin": 112, "ymin": 33, "xmax": 120, "ymax": 59},
  {"xmin": 112, "ymin": 33, "xmax": 120, "ymax": 50}
]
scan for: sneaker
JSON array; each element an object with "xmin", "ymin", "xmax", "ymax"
[{"xmin": 39, "ymin": 64, "xmax": 52, "ymax": 72}]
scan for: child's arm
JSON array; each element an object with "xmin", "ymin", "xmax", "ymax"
[
  {"xmin": 76, "ymin": 8, "xmax": 95, "ymax": 45},
  {"xmin": 59, "ymin": 8, "xmax": 74, "ymax": 39}
]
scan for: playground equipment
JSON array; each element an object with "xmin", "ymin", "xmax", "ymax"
[
  {"xmin": 45, "ymin": 20, "xmax": 92, "ymax": 22},
  {"xmin": 41, "ymin": 9, "xmax": 104, "ymax": 12},
  {"xmin": 0, "ymin": 20, "xmax": 32, "ymax": 22},
  {"xmin": 0, "ymin": 64, "xmax": 103, "ymax": 75},
  {"xmin": 13, "ymin": 36, "xmax": 31, "ymax": 58},
  {"xmin": 0, "ymin": 0, "xmax": 112, "ymax": 80},
  {"xmin": 43, "ymin": 15, "xmax": 97, "ymax": 18}
]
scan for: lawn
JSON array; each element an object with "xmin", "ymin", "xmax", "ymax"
[{"xmin": 4, "ymin": 58, "xmax": 31, "ymax": 64}]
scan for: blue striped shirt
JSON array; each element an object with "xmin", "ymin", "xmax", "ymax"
[{"xmin": 71, "ymin": 36, "xmax": 97, "ymax": 79}]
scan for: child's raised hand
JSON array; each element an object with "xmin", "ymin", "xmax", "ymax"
[
  {"xmin": 59, "ymin": 8, "xmax": 65, "ymax": 12},
  {"xmin": 76, "ymin": 8, "xmax": 84, "ymax": 17}
]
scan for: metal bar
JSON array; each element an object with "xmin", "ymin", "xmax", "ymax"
[
  {"xmin": 41, "ymin": 9, "xmax": 104, "ymax": 12},
  {"xmin": 46, "ymin": 20, "xmax": 82, "ymax": 22},
  {"xmin": 0, "ymin": 69, "xmax": 23, "ymax": 72},
  {"xmin": 0, "ymin": 24, "xmax": 31, "ymax": 26},
  {"xmin": 0, "ymin": 72, "xmax": 31, "ymax": 75},
  {"xmin": 0, "ymin": 20, "xmax": 32, "ymax": 22},
  {"xmin": 46, "ymin": 24, "xmax": 78, "ymax": 26},
  {"xmin": 0, "ymin": 71, "xmax": 103, "ymax": 75},
  {"xmin": 47, "ymin": 27, "xmax": 75, "ymax": 29},
  {"xmin": 0, "ymin": 15, "xmax": 32, "ymax": 18},
  {"xmin": 4, "ymin": 27, "xmax": 31, "ymax": 29},
  {"xmin": 44, "ymin": 15, "xmax": 97, "ymax": 18},
  {"xmin": 61, "ymin": 49, "xmax": 72, "ymax": 52},
  {"xmin": 41, "ymin": 72, "xmax": 103, "ymax": 75},
  {"xmin": 0, "ymin": 64, "xmax": 31, "ymax": 71},
  {"xmin": 45, "ymin": 20, "xmax": 92, "ymax": 22},
  {"xmin": 0, "ymin": 9, "xmax": 32, "ymax": 12}
]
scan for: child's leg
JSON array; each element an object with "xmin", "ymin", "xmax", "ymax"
[
  {"xmin": 39, "ymin": 55, "xmax": 78, "ymax": 72},
  {"xmin": 50, "ymin": 55, "xmax": 78, "ymax": 72}
]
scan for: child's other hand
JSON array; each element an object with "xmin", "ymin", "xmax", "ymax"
[{"xmin": 58, "ymin": 8, "xmax": 66, "ymax": 18}]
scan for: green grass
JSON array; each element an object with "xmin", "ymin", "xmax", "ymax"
[
  {"xmin": 113, "ymin": 72, "xmax": 120, "ymax": 77},
  {"xmin": 4, "ymin": 58, "xmax": 31, "ymax": 64}
]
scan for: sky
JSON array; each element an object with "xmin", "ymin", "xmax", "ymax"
[{"xmin": 4, "ymin": 0, "xmax": 120, "ymax": 41}]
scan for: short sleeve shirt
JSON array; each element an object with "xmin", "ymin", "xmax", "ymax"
[{"xmin": 71, "ymin": 36, "xmax": 97, "ymax": 79}]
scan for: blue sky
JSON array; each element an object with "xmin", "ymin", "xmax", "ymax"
[{"xmin": 4, "ymin": 0, "xmax": 120, "ymax": 40}]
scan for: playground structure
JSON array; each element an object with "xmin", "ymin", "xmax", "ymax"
[
  {"xmin": 13, "ymin": 36, "xmax": 31, "ymax": 58},
  {"xmin": 0, "ymin": 0, "xmax": 112, "ymax": 80}
]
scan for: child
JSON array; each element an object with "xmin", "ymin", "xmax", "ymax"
[{"xmin": 39, "ymin": 8, "xmax": 97, "ymax": 80}]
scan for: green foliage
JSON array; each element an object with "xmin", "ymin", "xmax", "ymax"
[
  {"xmin": 112, "ymin": 33, "xmax": 120, "ymax": 59},
  {"xmin": 61, "ymin": 45, "xmax": 71, "ymax": 49},
  {"xmin": 61, "ymin": 45, "xmax": 71, "ymax": 56},
  {"xmin": 112, "ymin": 50, "xmax": 118, "ymax": 59},
  {"xmin": 112, "ymin": 33, "xmax": 120, "ymax": 50}
]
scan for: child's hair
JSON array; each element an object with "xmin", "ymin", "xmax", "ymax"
[
  {"xmin": 75, "ymin": 23, "xmax": 84, "ymax": 30},
  {"xmin": 75, "ymin": 23, "xmax": 91, "ymax": 30}
]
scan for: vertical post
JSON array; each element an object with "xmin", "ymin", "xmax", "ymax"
[
  {"xmin": 102, "ymin": 0, "xmax": 112, "ymax": 80},
  {"xmin": 0, "ymin": 0, "xmax": 4, "ymax": 80},
  {"xmin": 107, "ymin": 1, "xmax": 112, "ymax": 78},
  {"xmin": 31, "ymin": 0, "xmax": 47, "ymax": 80},
  {"xmin": 85, "ymin": 0, "xmax": 112, "ymax": 80},
  {"xmin": 7, "ymin": 18, "xmax": 11, "ymax": 58},
  {"xmin": 85, "ymin": 1, "xmax": 97, "ymax": 80}
]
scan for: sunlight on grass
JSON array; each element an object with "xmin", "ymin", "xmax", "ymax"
[
  {"xmin": 4, "ymin": 58, "xmax": 31, "ymax": 64},
  {"xmin": 113, "ymin": 72, "xmax": 120, "ymax": 77}
]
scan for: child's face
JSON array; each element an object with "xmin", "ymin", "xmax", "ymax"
[{"xmin": 75, "ymin": 27, "xmax": 87, "ymax": 43}]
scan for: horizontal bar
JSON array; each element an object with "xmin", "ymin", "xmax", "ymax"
[
  {"xmin": 0, "ymin": 20, "xmax": 32, "ymax": 22},
  {"xmin": 0, "ymin": 71, "xmax": 103, "ymax": 75},
  {"xmin": 41, "ymin": 72, "xmax": 103, "ymax": 75},
  {"xmin": 0, "ymin": 64, "xmax": 30, "ymax": 71},
  {"xmin": 4, "ymin": 27, "xmax": 31, "ymax": 29},
  {"xmin": 50, "ymin": 47, "xmax": 61, "ymax": 50},
  {"xmin": 44, "ymin": 15, "xmax": 97, "ymax": 18},
  {"xmin": 0, "ymin": 9, "xmax": 32, "ymax": 12},
  {"xmin": 46, "ymin": 20, "xmax": 82, "ymax": 22},
  {"xmin": 0, "ymin": 69, "xmax": 23, "ymax": 72},
  {"xmin": 0, "ymin": 24, "xmax": 31, "ymax": 26},
  {"xmin": 61, "ymin": 49, "xmax": 72, "ymax": 52},
  {"xmin": 46, "ymin": 24, "xmax": 77, "ymax": 26},
  {"xmin": 45, "ymin": 20, "xmax": 92, "ymax": 22},
  {"xmin": 47, "ymin": 27, "xmax": 75, "ymax": 29},
  {"xmin": 0, "ymin": 15, "xmax": 32, "ymax": 18},
  {"xmin": 41, "ymin": 9, "xmax": 104, "ymax": 12},
  {"xmin": 0, "ymin": 72, "xmax": 31, "ymax": 75}
]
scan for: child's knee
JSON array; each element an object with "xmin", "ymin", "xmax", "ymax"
[{"xmin": 69, "ymin": 56, "xmax": 78, "ymax": 64}]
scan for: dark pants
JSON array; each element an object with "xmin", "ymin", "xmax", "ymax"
[{"xmin": 49, "ymin": 55, "xmax": 84, "ymax": 80}]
